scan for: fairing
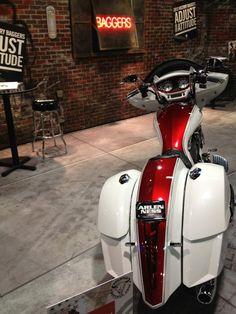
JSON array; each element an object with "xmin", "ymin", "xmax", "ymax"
[
  {"xmin": 195, "ymin": 72, "xmax": 229, "ymax": 108},
  {"xmin": 127, "ymin": 71, "xmax": 229, "ymax": 111}
]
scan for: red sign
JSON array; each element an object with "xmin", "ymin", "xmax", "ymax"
[
  {"xmin": 96, "ymin": 15, "xmax": 132, "ymax": 30},
  {"xmin": 88, "ymin": 301, "xmax": 115, "ymax": 314}
]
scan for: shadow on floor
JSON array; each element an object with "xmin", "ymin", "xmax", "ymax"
[
  {"xmin": 134, "ymin": 273, "xmax": 228, "ymax": 314},
  {"xmin": 134, "ymin": 284, "xmax": 218, "ymax": 314}
]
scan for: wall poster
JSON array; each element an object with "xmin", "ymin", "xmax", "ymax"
[
  {"xmin": 0, "ymin": 21, "xmax": 26, "ymax": 82},
  {"xmin": 173, "ymin": 1, "xmax": 197, "ymax": 39}
]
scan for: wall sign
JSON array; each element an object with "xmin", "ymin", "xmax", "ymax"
[
  {"xmin": 173, "ymin": 1, "xmax": 197, "ymax": 39},
  {"xmin": 70, "ymin": 0, "xmax": 144, "ymax": 58},
  {"xmin": 0, "ymin": 21, "xmax": 26, "ymax": 82},
  {"xmin": 96, "ymin": 15, "xmax": 132, "ymax": 30},
  {"xmin": 93, "ymin": 0, "xmax": 138, "ymax": 51}
]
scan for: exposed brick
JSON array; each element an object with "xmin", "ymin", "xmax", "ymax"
[{"xmin": 1, "ymin": 0, "xmax": 236, "ymax": 149}]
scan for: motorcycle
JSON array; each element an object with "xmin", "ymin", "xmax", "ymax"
[{"xmin": 97, "ymin": 59, "xmax": 235, "ymax": 309}]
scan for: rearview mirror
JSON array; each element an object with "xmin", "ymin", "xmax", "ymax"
[{"xmin": 121, "ymin": 74, "xmax": 138, "ymax": 84}]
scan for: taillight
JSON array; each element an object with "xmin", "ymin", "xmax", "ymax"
[{"xmin": 138, "ymin": 220, "xmax": 166, "ymax": 305}]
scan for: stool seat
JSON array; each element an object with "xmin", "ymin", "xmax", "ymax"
[
  {"xmin": 32, "ymin": 99, "xmax": 58, "ymax": 112},
  {"xmin": 32, "ymin": 98, "xmax": 67, "ymax": 159}
]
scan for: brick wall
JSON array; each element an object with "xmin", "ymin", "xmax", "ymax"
[
  {"xmin": 0, "ymin": 0, "xmax": 235, "ymax": 149},
  {"xmin": 206, "ymin": 2, "xmax": 236, "ymax": 73}
]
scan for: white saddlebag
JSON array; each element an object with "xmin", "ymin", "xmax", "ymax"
[
  {"xmin": 183, "ymin": 163, "xmax": 231, "ymax": 287},
  {"xmin": 97, "ymin": 169, "xmax": 141, "ymax": 277}
]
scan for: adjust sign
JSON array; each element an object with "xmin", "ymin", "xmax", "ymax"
[
  {"xmin": 173, "ymin": 1, "xmax": 197, "ymax": 38},
  {"xmin": 0, "ymin": 21, "xmax": 26, "ymax": 82}
]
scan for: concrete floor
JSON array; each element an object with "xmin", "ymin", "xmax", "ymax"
[{"xmin": 0, "ymin": 104, "xmax": 235, "ymax": 314}]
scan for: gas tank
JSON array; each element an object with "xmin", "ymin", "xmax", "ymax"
[{"xmin": 154, "ymin": 103, "xmax": 202, "ymax": 163}]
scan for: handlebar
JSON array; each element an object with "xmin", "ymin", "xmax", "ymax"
[
  {"xmin": 122, "ymin": 66, "xmax": 210, "ymax": 105},
  {"xmin": 190, "ymin": 69, "xmax": 208, "ymax": 88}
]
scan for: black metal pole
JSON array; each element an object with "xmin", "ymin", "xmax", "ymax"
[{"xmin": 2, "ymin": 94, "xmax": 20, "ymax": 165}]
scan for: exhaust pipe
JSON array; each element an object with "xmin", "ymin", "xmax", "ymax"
[{"xmin": 196, "ymin": 278, "xmax": 217, "ymax": 305}]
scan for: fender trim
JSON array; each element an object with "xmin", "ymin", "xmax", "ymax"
[{"xmin": 137, "ymin": 157, "xmax": 177, "ymax": 306}]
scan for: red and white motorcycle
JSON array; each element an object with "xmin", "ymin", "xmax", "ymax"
[{"xmin": 97, "ymin": 59, "xmax": 235, "ymax": 309}]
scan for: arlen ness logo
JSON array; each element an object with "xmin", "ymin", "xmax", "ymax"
[{"xmin": 136, "ymin": 201, "xmax": 166, "ymax": 219}]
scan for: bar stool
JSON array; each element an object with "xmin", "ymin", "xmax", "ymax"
[{"xmin": 32, "ymin": 99, "xmax": 67, "ymax": 159}]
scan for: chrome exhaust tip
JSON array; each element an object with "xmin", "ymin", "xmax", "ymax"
[{"xmin": 196, "ymin": 278, "xmax": 217, "ymax": 305}]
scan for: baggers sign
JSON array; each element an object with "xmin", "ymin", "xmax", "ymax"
[
  {"xmin": 92, "ymin": 0, "xmax": 138, "ymax": 50},
  {"xmin": 96, "ymin": 15, "xmax": 132, "ymax": 30},
  {"xmin": 173, "ymin": 1, "xmax": 197, "ymax": 37},
  {"xmin": 0, "ymin": 21, "xmax": 26, "ymax": 82}
]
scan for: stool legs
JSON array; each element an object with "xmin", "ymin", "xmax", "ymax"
[
  {"xmin": 50, "ymin": 112, "xmax": 57, "ymax": 147},
  {"xmin": 32, "ymin": 110, "xmax": 67, "ymax": 159},
  {"xmin": 41, "ymin": 113, "xmax": 46, "ymax": 159},
  {"xmin": 32, "ymin": 111, "xmax": 36, "ymax": 152},
  {"xmin": 54, "ymin": 111, "xmax": 67, "ymax": 154},
  {"xmin": 32, "ymin": 111, "xmax": 42, "ymax": 152}
]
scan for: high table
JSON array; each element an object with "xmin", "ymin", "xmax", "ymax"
[{"xmin": 0, "ymin": 85, "xmax": 38, "ymax": 177}]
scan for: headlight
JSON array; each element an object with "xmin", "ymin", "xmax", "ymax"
[
  {"xmin": 161, "ymin": 81, "xmax": 173, "ymax": 92},
  {"xmin": 178, "ymin": 78, "xmax": 189, "ymax": 89}
]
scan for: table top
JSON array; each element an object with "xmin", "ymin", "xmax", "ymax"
[{"xmin": 0, "ymin": 81, "xmax": 39, "ymax": 96}]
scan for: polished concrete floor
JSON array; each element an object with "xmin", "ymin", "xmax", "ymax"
[{"xmin": 0, "ymin": 104, "xmax": 235, "ymax": 314}]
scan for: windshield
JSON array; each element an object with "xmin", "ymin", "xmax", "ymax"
[{"xmin": 144, "ymin": 59, "xmax": 203, "ymax": 83}]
